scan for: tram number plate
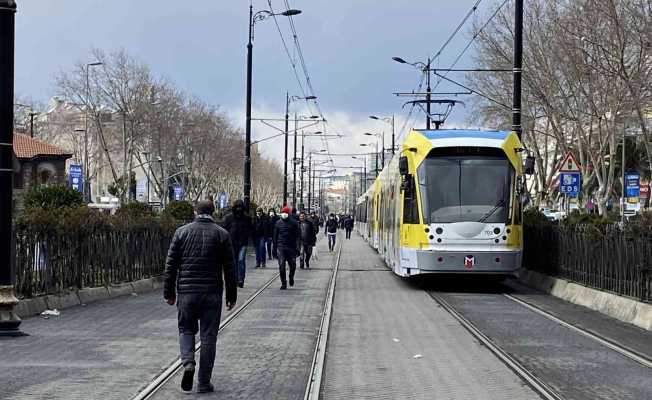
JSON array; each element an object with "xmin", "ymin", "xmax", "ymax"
[{"xmin": 464, "ymin": 256, "xmax": 475, "ymax": 269}]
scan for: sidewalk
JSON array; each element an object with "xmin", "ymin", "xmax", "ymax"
[
  {"xmin": 320, "ymin": 234, "xmax": 540, "ymax": 400},
  {"xmin": 0, "ymin": 250, "xmax": 275, "ymax": 400}
]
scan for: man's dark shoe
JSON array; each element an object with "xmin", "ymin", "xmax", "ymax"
[
  {"xmin": 238, "ymin": 282, "xmax": 244, "ymax": 288},
  {"xmin": 197, "ymin": 383, "xmax": 214, "ymax": 393},
  {"xmin": 280, "ymin": 284, "xmax": 287, "ymax": 290},
  {"xmin": 289, "ymin": 277, "xmax": 294, "ymax": 287},
  {"xmin": 262, "ymin": 263, "xmax": 266, "ymax": 268},
  {"xmin": 255, "ymin": 264, "xmax": 260, "ymax": 269},
  {"xmin": 181, "ymin": 366, "xmax": 195, "ymax": 392}
]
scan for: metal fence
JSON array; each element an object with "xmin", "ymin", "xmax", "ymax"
[
  {"xmin": 524, "ymin": 224, "xmax": 652, "ymax": 303},
  {"xmin": 14, "ymin": 227, "xmax": 171, "ymax": 298}
]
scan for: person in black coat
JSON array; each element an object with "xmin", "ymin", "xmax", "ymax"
[
  {"xmin": 325, "ymin": 213, "xmax": 338, "ymax": 252},
  {"xmin": 220, "ymin": 199, "xmax": 252, "ymax": 288},
  {"xmin": 266, "ymin": 208, "xmax": 279, "ymax": 260},
  {"xmin": 344, "ymin": 215, "xmax": 354, "ymax": 239},
  {"xmin": 273, "ymin": 205, "xmax": 300, "ymax": 290},
  {"xmin": 164, "ymin": 200, "xmax": 237, "ymax": 393},
  {"xmin": 299, "ymin": 211, "xmax": 317, "ymax": 269},
  {"xmin": 252, "ymin": 208, "xmax": 269, "ymax": 268}
]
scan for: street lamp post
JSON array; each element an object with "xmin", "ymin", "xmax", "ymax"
[
  {"xmin": 370, "ymin": 115, "xmax": 395, "ymax": 155},
  {"xmin": 84, "ymin": 61, "xmax": 102, "ymax": 203},
  {"xmin": 245, "ymin": 6, "xmax": 301, "ymax": 210},
  {"xmin": 364, "ymin": 132, "xmax": 384, "ymax": 169},
  {"xmin": 0, "ymin": 0, "xmax": 23, "ymax": 337},
  {"xmin": 393, "ymin": 56, "xmax": 433, "ymax": 129}
]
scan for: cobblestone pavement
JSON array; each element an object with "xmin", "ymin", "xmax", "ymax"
[
  {"xmin": 0, "ymin": 250, "xmax": 276, "ymax": 400},
  {"xmin": 150, "ymin": 236, "xmax": 336, "ymax": 399},
  {"xmin": 320, "ymin": 234, "xmax": 540, "ymax": 400}
]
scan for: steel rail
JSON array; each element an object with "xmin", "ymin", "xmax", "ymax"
[
  {"xmin": 131, "ymin": 273, "xmax": 280, "ymax": 400},
  {"xmin": 427, "ymin": 292, "xmax": 564, "ymax": 400},
  {"xmin": 504, "ymin": 293, "xmax": 652, "ymax": 369},
  {"xmin": 303, "ymin": 237, "xmax": 343, "ymax": 400}
]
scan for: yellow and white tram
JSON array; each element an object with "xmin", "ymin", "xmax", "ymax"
[{"xmin": 355, "ymin": 129, "xmax": 531, "ymax": 277}]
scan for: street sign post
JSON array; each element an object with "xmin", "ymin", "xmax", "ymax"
[
  {"xmin": 559, "ymin": 172, "xmax": 581, "ymax": 198},
  {"xmin": 68, "ymin": 164, "xmax": 83, "ymax": 193},
  {"xmin": 173, "ymin": 185, "xmax": 183, "ymax": 201}
]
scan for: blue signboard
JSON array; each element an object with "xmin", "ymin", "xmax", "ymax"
[
  {"xmin": 173, "ymin": 185, "xmax": 184, "ymax": 201},
  {"xmin": 559, "ymin": 172, "xmax": 581, "ymax": 198},
  {"xmin": 625, "ymin": 172, "xmax": 640, "ymax": 198},
  {"xmin": 68, "ymin": 164, "xmax": 83, "ymax": 192}
]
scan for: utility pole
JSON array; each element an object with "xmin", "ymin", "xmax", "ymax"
[
  {"xmin": 0, "ymin": 0, "xmax": 23, "ymax": 337},
  {"xmin": 283, "ymin": 92, "xmax": 289, "ymax": 206},
  {"xmin": 391, "ymin": 115, "xmax": 395, "ymax": 155},
  {"xmin": 513, "ymin": 0, "xmax": 523, "ymax": 140},
  {"xmin": 307, "ymin": 154, "xmax": 312, "ymax": 213},
  {"xmin": 244, "ymin": 5, "xmax": 254, "ymax": 210},
  {"xmin": 426, "ymin": 57, "xmax": 431, "ymax": 130},
  {"xmin": 299, "ymin": 132, "xmax": 305, "ymax": 210},
  {"xmin": 292, "ymin": 114, "xmax": 297, "ymax": 207}
]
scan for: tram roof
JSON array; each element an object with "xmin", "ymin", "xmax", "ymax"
[{"xmin": 415, "ymin": 129, "xmax": 510, "ymax": 140}]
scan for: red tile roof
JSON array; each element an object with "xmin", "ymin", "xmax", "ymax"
[{"xmin": 13, "ymin": 133, "xmax": 72, "ymax": 160}]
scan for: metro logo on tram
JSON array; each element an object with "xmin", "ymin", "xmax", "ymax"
[{"xmin": 464, "ymin": 256, "xmax": 475, "ymax": 269}]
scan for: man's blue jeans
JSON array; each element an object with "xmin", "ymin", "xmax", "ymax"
[
  {"xmin": 235, "ymin": 245, "xmax": 247, "ymax": 284},
  {"xmin": 255, "ymin": 237, "xmax": 267, "ymax": 266},
  {"xmin": 178, "ymin": 292, "xmax": 222, "ymax": 386}
]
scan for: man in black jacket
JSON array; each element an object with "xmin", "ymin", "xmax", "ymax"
[
  {"xmin": 221, "ymin": 199, "xmax": 252, "ymax": 288},
  {"xmin": 266, "ymin": 208, "xmax": 279, "ymax": 260},
  {"xmin": 344, "ymin": 214, "xmax": 354, "ymax": 239},
  {"xmin": 299, "ymin": 211, "xmax": 317, "ymax": 269},
  {"xmin": 164, "ymin": 200, "xmax": 237, "ymax": 394},
  {"xmin": 325, "ymin": 213, "xmax": 338, "ymax": 252},
  {"xmin": 273, "ymin": 205, "xmax": 300, "ymax": 289},
  {"xmin": 252, "ymin": 208, "xmax": 268, "ymax": 268}
]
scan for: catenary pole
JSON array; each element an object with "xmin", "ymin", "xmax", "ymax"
[
  {"xmin": 244, "ymin": 4, "xmax": 254, "ymax": 210},
  {"xmin": 283, "ymin": 92, "xmax": 289, "ymax": 205},
  {"xmin": 512, "ymin": 0, "xmax": 523, "ymax": 140}
]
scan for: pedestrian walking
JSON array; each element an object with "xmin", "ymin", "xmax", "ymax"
[
  {"xmin": 266, "ymin": 208, "xmax": 279, "ymax": 260},
  {"xmin": 299, "ymin": 211, "xmax": 317, "ymax": 269},
  {"xmin": 253, "ymin": 208, "xmax": 268, "ymax": 268},
  {"xmin": 325, "ymin": 213, "xmax": 338, "ymax": 252},
  {"xmin": 274, "ymin": 206, "xmax": 300, "ymax": 290},
  {"xmin": 221, "ymin": 199, "xmax": 252, "ymax": 288},
  {"xmin": 344, "ymin": 214, "xmax": 354, "ymax": 239},
  {"xmin": 163, "ymin": 200, "xmax": 237, "ymax": 394}
]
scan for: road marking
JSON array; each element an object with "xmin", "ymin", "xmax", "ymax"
[
  {"xmin": 504, "ymin": 293, "xmax": 652, "ymax": 369},
  {"xmin": 132, "ymin": 273, "xmax": 279, "ymax": 400},
  {"xmin": 428, "ymin": 292, "xmax": 564, "ymax": 400},
  {"xmin": 304, "ymin": 238, "xmax": 343, "ymax": 400}
]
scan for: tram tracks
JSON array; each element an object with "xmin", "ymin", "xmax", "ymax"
[
  {"xmin": 428, "ymin": 288, "xmax": 652, "ymax": 400},
  {"xmin": 131, "ymin": 273, "xmax": 279, "ymax": 400}
]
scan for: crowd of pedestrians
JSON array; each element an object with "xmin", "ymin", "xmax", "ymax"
[{"xmin": 163, "ymin": 199, "xmax": 355, "ymax": 393}]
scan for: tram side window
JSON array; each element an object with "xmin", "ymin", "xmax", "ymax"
[{"xmin": 402, "ymin": 175, "xmax": 419, "ymax": 224}]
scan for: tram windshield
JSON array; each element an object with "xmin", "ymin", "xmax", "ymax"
[{"xmin": 417, "ymin": 154, "xmax": 513, "ymax": 224}]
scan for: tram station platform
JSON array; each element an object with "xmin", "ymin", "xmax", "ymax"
[{"xmin": 1, "ymin": 232, "xmax": 650, "ymax": 400}]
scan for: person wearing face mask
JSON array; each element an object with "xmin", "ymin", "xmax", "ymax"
[
  {"xmin": 220, "ymin": 199, "xmax": 252, "ymax": 288},
  {"xmin": 253, "ymin": 208, "xmax": 268, "ymax": 268},
  {"xmin": 298, "ymin": 211, "xmax": 317, "ymax": 269},
  {"xmin": 273, "ymin": 206, "xmax": 300, "ymax": 290},
  {"xmin": 325, "ymin": 213, "xmax": 338, "ymax": 252},
  {"xmin": 266, "ymin": 208, "xmax": 279, "ymax": 260}
]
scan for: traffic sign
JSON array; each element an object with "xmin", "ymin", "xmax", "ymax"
[
  {"xmin": 173, "ymin": 185, "xmax": 184, "ymax": 201},
  {"xmin": 68, "ymin": 164, "xmax": 83, "ymax": 192},
  {"xmin": 558, "ymin": 152, "xmax": 581, "ymax": 172},
  {"xmin": 559, "ymin": 172, "xmax": 581, "ymax": 198}
]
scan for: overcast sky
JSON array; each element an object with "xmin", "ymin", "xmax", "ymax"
[{"xmin": 14, "ymin": 0, "xmax": 504, "ymax": 165}]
